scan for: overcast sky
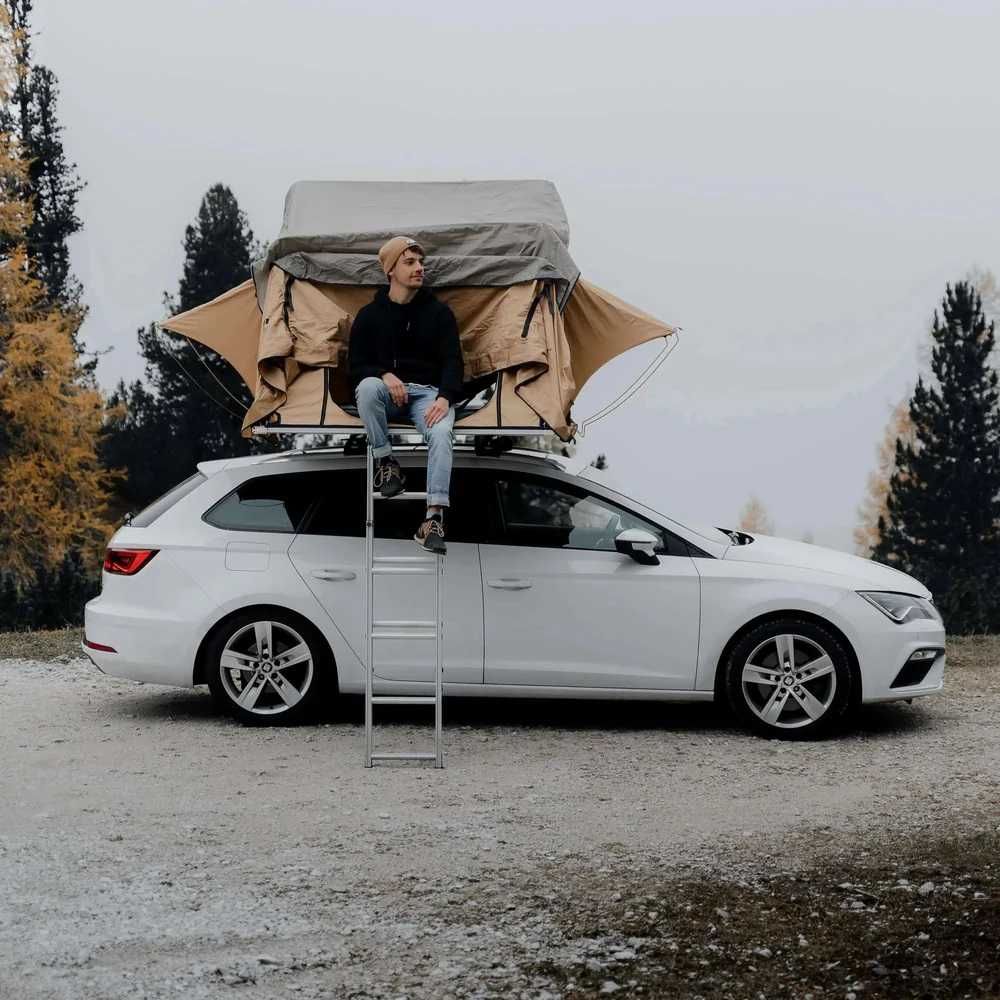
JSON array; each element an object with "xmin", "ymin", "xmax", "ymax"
[{"xmin": 32, "ymin": 0, "xmax": 1000, "ymax": 551}]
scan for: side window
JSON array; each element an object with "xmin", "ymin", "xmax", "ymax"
[
  {"xmin": 131, "ymin": 471, "xmax": 206, "ymax": 527},
  {"xmin": 298, "ymin": 469, "xmax": 365, "ymax": 537},
  {"xmin": 300, "ymin": 468, "xmax": 422, "ymax": 540},
  {"xmin": 202, "ymin": 472, "xmax": 319, "ymax": 533},
  {"xmin": 494, "ymin": 474, "xmax": 679, "ymax": 554},
  {"xmin": 299, "ymin": 466, "xmax": 498, "ymax": 543}
]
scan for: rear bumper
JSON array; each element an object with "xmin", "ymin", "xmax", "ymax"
[{"xmin": 83, "ymin": 592, "xmax": 200, "ymax": 687}]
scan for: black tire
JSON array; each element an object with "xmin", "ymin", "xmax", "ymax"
[
  {"xmin": 204, "ymin": 609, "xmax": 334, "ymax": 726},
  {"xmin": 723, "ymin": 618, "xmax": 853, "ymax": 740}
]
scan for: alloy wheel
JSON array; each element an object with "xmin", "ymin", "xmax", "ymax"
[
  {"xmin": 218, "ymin": 620, "xmax": 314, "ymax": 716},
  {"xmin": 740, "ymin": 632, "xmax": 837, "ymax": 730}
]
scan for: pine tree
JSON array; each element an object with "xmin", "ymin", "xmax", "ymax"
[
  {"xmin": 0, "ymin": 2, "xmax": 86, "ymax": 317},
  {"xmin": 100, "ymin": 184, "xmax": 278, "ymax": 512},
  {"xmin": 873, "ymin": 282, "xmax": 1000, "ymax": 633}
]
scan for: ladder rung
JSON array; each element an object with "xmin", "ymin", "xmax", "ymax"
[
  {"xmin": 371, "ymin": 695, "xmax": 438, "ymax": 705},
  {"xmin": 373, "ymin": 491, "xmax": 428, "ymax": 500},
  {"xmin": 373, "ymin": 619, "xmax": 436, "ymax": 629},
  {"xmin": 369, "ymin": 751, "xmax": 438, "ymax": 761},
  {"xmin": 371, "ymin": 628, "xmax": 436, "ymax": 639},
  {"xmin": 373, "ymin": 555, "xmax": 436, "ymax": 564},
  {"xmin": 372, "ymin": 566, "xmax": 435, "ymax": 576}
]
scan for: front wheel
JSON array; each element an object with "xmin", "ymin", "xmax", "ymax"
[
  {"xmin": 205, "ymin": 611, "xmax": 333, "ymax": 726},
  {"xmin": 723, "ymin": 619, "xmax": 853, "ymax": 740}
]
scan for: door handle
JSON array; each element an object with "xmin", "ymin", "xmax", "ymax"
[
  {"xmin": 311, "ymin": 569, "xmax": 357, "ymax": 581},
  {"xmin": 487, "ymin": 578, "xmax": 532, "ymax": 590}
]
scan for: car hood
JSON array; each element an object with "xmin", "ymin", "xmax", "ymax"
[{"xmin": 722, "ymin": 533, "xmax": 931, "ymax": 597}]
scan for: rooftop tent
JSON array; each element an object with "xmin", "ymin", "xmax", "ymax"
[{"xmin": 160, "ymin": 179, "xmax": 676, "ymax": 441}]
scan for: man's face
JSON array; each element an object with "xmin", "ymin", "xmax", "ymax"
[{"xmin": 391, "ymin": 249, "xmax": 425, "ymax": 289}]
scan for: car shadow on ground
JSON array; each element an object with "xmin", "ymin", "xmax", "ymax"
[{"xmin": 105, "ymin": 684, "xmax": 937, "ymax": 742}]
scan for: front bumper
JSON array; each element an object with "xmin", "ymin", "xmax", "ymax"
[{"xmin": 846, "ymin": 606, "xmax": 947, "ymax": 703}]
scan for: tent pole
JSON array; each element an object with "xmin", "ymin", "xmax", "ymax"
[{"xmin": 576, "ymin": 333, "xmax": 679, "ymax": 437}]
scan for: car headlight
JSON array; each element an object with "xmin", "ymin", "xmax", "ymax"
[{"xmin": 857, "ymin": 591, "xmax": 942, "ymax": 624}]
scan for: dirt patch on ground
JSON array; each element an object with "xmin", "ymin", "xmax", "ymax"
[
  {"xmin": 517, "ymin": 830, "xmax": 999, "ymax": 999},
  {"xmin": 1, "ymin": 632, "xmax": 997, "ymax": 998}
]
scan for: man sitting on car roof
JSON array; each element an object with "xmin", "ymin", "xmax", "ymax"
[{"xmin": 347, "ymin": 236, "xmax": 464, "ymax": 555}]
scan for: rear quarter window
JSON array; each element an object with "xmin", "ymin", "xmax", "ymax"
[
  {"xmin": 202, "ymin": 472, "xmax": 320, "ymax": 533},
  {"xmin": 130, "ymin": 472, "xmax": 207, "ymax": 528}
]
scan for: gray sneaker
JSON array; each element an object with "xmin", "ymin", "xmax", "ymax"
[
  {"xmin": 373, "ymin": 458, "xmax": 405, "ymax": 498},
  {"xmin": 414, "ymin": 515, "xmax": 446, "ymax": 554}
]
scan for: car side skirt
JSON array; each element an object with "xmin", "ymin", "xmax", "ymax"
[{"xmin": 348, "ymin": 681, "xmax": 716, "ymax": 701}]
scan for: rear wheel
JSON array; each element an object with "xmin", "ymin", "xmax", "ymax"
[
  {"xmin": 723, "ymin": 618, "xmax": 853, "ymax": 740},
  {"xmin": 205, "ymin": 611, "xmax": 333, "ymax": 726}
]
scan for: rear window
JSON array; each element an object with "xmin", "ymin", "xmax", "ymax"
[
  {"xmin": 131, "ymin": 472, "xmax": 207, "ymax": 527},
  {"xmin": 202, "ymin": 473, "xmax": 319, "ymax": 533}
]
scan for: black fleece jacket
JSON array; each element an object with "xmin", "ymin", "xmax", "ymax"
[{"xmin": 348, "ymin": 287, "xmax": 465, "ymax": 404}]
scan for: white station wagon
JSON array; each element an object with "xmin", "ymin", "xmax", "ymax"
[{"xmin": 82, "ymin": 446, "xmax": 946, "ymax": 739}]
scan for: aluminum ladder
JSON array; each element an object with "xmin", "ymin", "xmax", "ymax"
[{"xmin": 363, "ymin": 445, "xmax": 445, "ymax": 767}]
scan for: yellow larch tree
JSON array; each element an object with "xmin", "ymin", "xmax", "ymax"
[
  {"xmin": 0, "ymin": 7, "xmax": 122, "ymax": 591},
  {"xmin": 737, "ymin": 495, "xmax": 774, "ymax": 534},
  {"xmin": 853, "ymin": 395, "xmax": 914, "ymax": 558}
]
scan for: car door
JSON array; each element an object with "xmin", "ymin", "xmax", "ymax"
[
  {"xmin": 287, "ymin": 464, "xmax": 484, "ymax": 684},
  {"xmin": 478, "ymin": 470, "xmax": 701, "ymax": 690}
]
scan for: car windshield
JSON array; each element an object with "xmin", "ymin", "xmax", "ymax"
[{"xmin": 574, "ymin": 462, "xmax": 734, "ymax": 546}]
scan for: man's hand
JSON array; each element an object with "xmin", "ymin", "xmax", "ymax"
[
  {"xmin": 425, "ymin": 397, "xmax": 450, "ymax": 428},
  {"xmin": 382, "ymin": 372, "xmax": 407, "ymax": 406}
]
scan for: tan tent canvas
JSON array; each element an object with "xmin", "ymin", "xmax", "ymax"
[{"xmin": 160, "ymin": 180, "xmax": 676, "ymax": 440}]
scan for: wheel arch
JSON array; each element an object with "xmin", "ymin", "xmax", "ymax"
[
  {"xmin": 712, "ymin": 609, "xmax": 862, "ymax": 707},
  {"xmin": 193, "ymin": 603, "xmax": 339, "ymax": 692}
]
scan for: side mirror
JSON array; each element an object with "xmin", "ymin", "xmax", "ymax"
[{"xmin": 614, "ymin": 528, "xmax": 660, "ymax": 565}]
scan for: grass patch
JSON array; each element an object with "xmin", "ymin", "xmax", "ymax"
[
  {"xmin": 522, "ymin": 828, "xmax": 1000, "ymax": 998},
  {"xmin": 946, "ymin": 634, "xmax": 1000, "ymax": 672},
  {"xmin": 0, "ymin": 625, "xmax": 83, "ymax": 662}
]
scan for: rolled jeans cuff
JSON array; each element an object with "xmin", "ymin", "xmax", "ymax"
[
  {"xmin": 426, "ymin": 493, "xmax": 450, "ymax": 508},
  {"xmin": 371, "ymin": 442, "xmax": 393, "ymax": 460}
]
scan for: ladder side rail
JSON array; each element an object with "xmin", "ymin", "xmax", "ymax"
[
  {"xmin": 435, "ymin": 549, "xmax": 444, "ymax": 766},
  {"xmin": 364, "ymin": 445, "xmax": 375, "ymax": 767}
]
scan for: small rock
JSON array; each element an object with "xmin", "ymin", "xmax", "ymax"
[
  {"xmin": 918, "ymin": 881, "xmax": 935, "ymax": 895},
  {"xmin": 599, "ymin": 981, "xmax": 620, "ymax": 994},
  {"xmin": 752, "ymin": 947, "xmax": 773, "ymax": 959},
  {"xmin": 257, "ymin": 955, "xmax": 281, "ymax": 965}
]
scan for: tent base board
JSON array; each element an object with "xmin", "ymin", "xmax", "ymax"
[{"xmin": 250, "ymin": 425, "xmax": 557, "ymax": 437}]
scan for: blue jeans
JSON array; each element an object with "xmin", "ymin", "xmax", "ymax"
[{"xmin": 354, "ymin": 377, "xmax": 455, "ymax": 508}]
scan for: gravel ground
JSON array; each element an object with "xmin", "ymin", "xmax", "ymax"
[{"xmin": 1, "ymin": 630, "xmax": 998, "ymax": 999}]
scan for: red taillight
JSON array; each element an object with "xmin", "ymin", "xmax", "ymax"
[
  {"xmin": 83, "ymin": 637, "xmax": 117, "ymax": 653},
  {"xmin": 103, "ymin": 548, "xmax": 158, "ymax": 575}
]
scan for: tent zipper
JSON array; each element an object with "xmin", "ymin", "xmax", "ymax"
[{"xmin": 521, "ymin": 285, "xmax": 545, "ymax": 338}]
